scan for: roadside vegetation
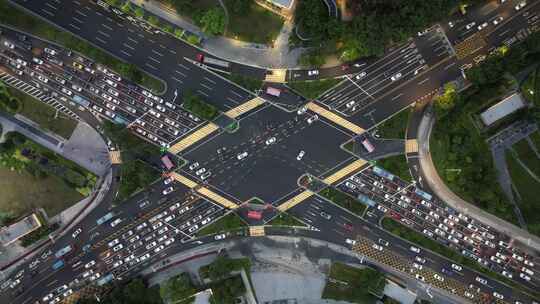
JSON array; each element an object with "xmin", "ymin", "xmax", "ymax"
[
  {"xmin": 0, "ymin": 82, "xmax": 77, "ymax": 139},
  {"xmin": 199, "ymin": 256, "xmax": 252, "ymax": 304},
  {"xmin": 225, "ymin": 74, "xmax": 262, "ymax": 94},
  {"xmin": 288, "ymin": 78, "xmax": 342, "ymax": 100},
  {"xmin": 381, "ymin": 217, "xmax": 540, "ymax": 299},
  {"xmin": 19, "ymin": 213, "xmax": 58, "ymax": 247},
  {"xmin": 196, "ymin": 212, "xmax": 246, "ymax": 236},
  {"xmin": 375, "ymin": 156, "xmax": 410, "ymax": 181},
  {"xmin": 0, "ymin": 0, "xmax": 164, "ymax": 93},
  {"xmin": 320, "ymin": 186, "xmax": 366, "ymax": 216},
  {"xmin": 375, "ymin": 107, "xmax": 410, "ymax": 139},
  {"xmin": 77, "ymin": 278, "xmax": 162, "ymax": 304},
  {"xmin": 294, "ymin": 0, "xmax": 462, "ymax": 65},
  {"xmin": 223, "ymin": 0, "xmax": 283, "ymax": 44},
  {"xmin": 530, "ymin": 131, "xmax": 540, "ymax": 151},
  {"xmin": 322, "ymin": 262, "xmax": 385, "ymax": 303},
  {"xmin": 102, "ymin": 121, "xmax": 160, "ymax": 202},
  {"xmin": 160, "ymin": 273, "xmax": 197, "ymax": 304},
  {"xmin": 511, "ymin": 138, "xmax": 540, "ymax": 177}
]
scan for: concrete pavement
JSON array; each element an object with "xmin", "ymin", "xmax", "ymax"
[{"xmin": 417, "ymin": 108, "xmax": 540, "ymax": 252}]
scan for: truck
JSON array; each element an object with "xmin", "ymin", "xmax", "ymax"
[
  {"xmin": 97, "ymin": 212, "xmax": 115, "ymax": 225},
  {"xmin": 266, "ymin": 87, "xmax": 281, "ymax": 97},
  {"xmin": 196, "ymin": 53, "xmax": 230, "ymax": 68},
  {"xmin": 55, "ymin": 245, "xmax": 73, "ymax": 259},
  {"xmin": 361, "ymin": 138, "xmax": 375, "ymax": 153},
  {"xmin": 73, "ymin": 95, "xmax": 90, "ymax": 107},
  {"xmin": 52, "ymin": 260, "xmax": 64, "ymax": 270}
]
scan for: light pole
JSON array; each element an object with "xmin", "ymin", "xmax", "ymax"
[{"xmin": 172, "ymin": 89, "xmax": 178, "ymax": 103}]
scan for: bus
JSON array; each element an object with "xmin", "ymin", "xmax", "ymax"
[
  {"xmin": 97, "ymin": 212, "xmax": 115, "ymax": 225},
  {"xmin": 52, "ymin": 260, "xmax": 64, "ymax": 270},
  {"xmin": 55, "ymin": 245, "xmax": 73, "ymax": 259},
  {"xmin": 361, "ymin": 138, "xmax": 375, "ymax": 153}
]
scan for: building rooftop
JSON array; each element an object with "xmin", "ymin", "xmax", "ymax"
[
  {"xmin": 0, "ymin": 214, "xmax": 42, "ymax": 245},
  {"xmin": 383, "ymin": 280, "xmax": 417, "ymax": 304},
  {"xmin": 480, "ymin": 93, "xmax": 526, "ymax": 126}
]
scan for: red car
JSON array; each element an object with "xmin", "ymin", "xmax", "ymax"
[{"xmin": 343, "ymin": 223, "xmax": 353, "ymax": 231}]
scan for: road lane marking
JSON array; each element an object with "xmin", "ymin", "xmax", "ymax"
[
  {"xmin": 230, "ymin": 91, "xmax": 243, "ymax": 98},
  {"xmin": 148, "ymin": 57, "xmax": 161, "ymax": 64},
  {"xmin": 178, "ymin": 63, "xmax": 191, "ymax": 70},
  {"xmin": 444, "ymin": 62, "xmax": 456, "ymax": 70},
  {"xmin": 75, "ymin": 9, "xmax": 87, "ymax": 17},
  {"xmin": 204, "ymin": 77, "xmax": 216, "ymax": 84},
  {"xmin": 227, "ymin": 97, "xmax": 239, "ymax": 105},
  {"xmin": 169, "ymin": 50, "xmax": 177, "ymax": 55},
  {"xmin": 102, "ymin": 23, "xmax": 113, "ymax": 31},
  {"xmin": 145, "ymin": 63, "xmax": 157, "ymax": 70},
  {"xmin": 45, "ymin": 3, "xmax": 57, "ymax": 10},
  {"xmin": 174, "ymin": 70, "xmax": 186, "ymax": 77},
  {"xmin": 418, "ymin": 78, "xmax": 430, "ymax": 85},
  {"xmin": 96, "ymin": 11, "xmax": 103, "ymax": 16},
  {"xmin": 172, "ymin": 76, "xmax": 183, "ymax": 83},
  {"xmin": 127, "ymin": 37, "xmax": 138, "ymax": 44},
  {"xmin": 41, "ymin": 9, "xmax": 54, "ymax": 16},
  {"xmin": 72, "ymin": 16, "xmax": 84, "ymax": 23},
  {"xmin": 197, "ymin": 90, "xmax": 209, "ymax": 97},
  {"xmin": 69, "ymin": 23, "xmax": 81, "ymax": 30},
  {"xmin": 120, "ymin": 50, "xmax": 132, "ymax": 57},
  {"xmin": 200, "ymin": 83, "xmax": 213, "ymax": 91},
  {"xmin": 95, "ymin": 36, "xmax": 107, "ymax": 44},
  {"xmin": 98, "ymin": 30, "xmax": 110, "ymax": 37},
  {"xmin": 123, "ymin": 43, "xmax": 135, "ymax": 50},
  {"xmin": 391, "ymin": 93, "xmax": 403, "ymax": 101},
  {"xmin": 152, "ymin": 49, "xmax": 164, "ymax": 57}
]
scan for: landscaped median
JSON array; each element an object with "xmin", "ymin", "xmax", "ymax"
[
  {"xmin": 196, "ymin": 212, "xmax": 246, "ymax": 237},
  {"xmin": 381, "ymin": 217, "xmax": 540, "ymax": 299},
  {"xmin": 182, "ymin": 91, "xmax": 219, "ymax": 121},
  {"xmin": 288, "ymin": 78, "xmax": 342, "ymax": 100},
  {"xmin": 319, "ymin": 186, "xmax": 367, "ymax": 216},
  {"xmin": 0, "ymin": 0, "xmax": 165, "ymax": 93}
]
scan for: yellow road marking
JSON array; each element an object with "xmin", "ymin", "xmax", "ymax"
[
  {"xmin": 323, "ymin": 159, "xmax": 367, "ymax": 185},
  {"xmin": 264, "ymin": 69, "xmax": 287, "ymax": 83},
  {"xmin": 109, "ymin": 151, "xmax": 121, "ymax": 164},
  {"xmin": 277, "ymin": 190, "xmax": 314, "ymax": 212},
  {"xmin": 170, "ymin": 172, "xmax": 198, "ymax": 188},
  {"xmin": 196, "ymin": 187, "xmax": 238, "ymax": 209},
  {"xmin": 249, "ymin": 226, "xmax": 265, "ymax": 236},
  {"xmin": 306, "ymin": 102, "xmax": 365, "ymax": 134},
  {"xmin": 405, "ymin": 139, "xmax": 419, "ymax": 154},
  {"xmin": 225, "ymin": 97, "xmax": 265, "ymax": 118},
  {"xmin": 168, "ymin": 123, "xmax": 219, "ymax": 154}
]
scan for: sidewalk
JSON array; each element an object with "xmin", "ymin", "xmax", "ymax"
[
  {"xmin": 417, "ymin": 111, "xmax": 540, "ymax": 252},
  {"xmin": 129, "ymin": 0, "xmax": 306, "ymax": 68}
]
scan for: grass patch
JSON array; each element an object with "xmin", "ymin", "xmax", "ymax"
[
  {"xmin": 430, "ymin": 85, "xmax": 517, "ymax": 225},
  {"xmin": 322, "ymin": 262, "xmax": 384, "ymax": 303},
  {"xmin": 512, "ymin": 139, "xmax": 540, "ymax": 177},
  {"xmin": 183, "ymin": 91, "xmax": 219, "ymax": 121},
  {"xmin": 225, "ymin": 74, "xmax": 262, "ymax": 93},
  {"xmin": 506, "ymin": 154, "xmax": 540, "ymax": 236},
  {"xmin": 375, "ymin": 107, "xmax": 410, "ymax": 139},
  {"xmin": 0, "ymin": 0, "xmax": 164, "ymax": 93},
  {"xmin": 7, "ymin": 87, "xmax": 77, "ymax": 139},
  {"xmin": 381, "ymin": 217, "xmax": 540, "ymax": 299},
  {"xmin": 269, "ymin": 212, "xmax": 305, "ymax": 226},
  {"xmin": 530, "ymin": 131, "xmax": 540, "ymax": 152},
  {"xmin": 375, "ymin": 155, "xmax": 410, "ymax": 181},
  {"xmin": 289, "ymin": 78, "xmax": 342, "ymax": 99},
  {"xmin": 161, "ymin": 0, "xmax": 220, "ymax": 23},
  {"xmin": 197, "ymin": 212, "xmax": 246, "ymax": 236},
  {"xmin": 320, "ymin": 186, "xmax": 366, "ymax": 216},
  {"xmin": 224, "ymin": 0, "xmax": 284, "ymax": 44}
]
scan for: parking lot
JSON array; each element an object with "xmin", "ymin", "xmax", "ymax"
[
  {"xmin": 181, "ymin": 105, "xmax": 354, "ymax": 204},
  {"xmin": 0, "ymin": 27, "xmax": 203, "ymax": 149},
  {"xmin": 336, "ymin": 165, "xmax": 540, "ymax": 290}
]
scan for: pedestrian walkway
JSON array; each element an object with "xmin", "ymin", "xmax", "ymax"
[
  {"xmin": 405, "ymin": 139, "xmax": 419, "ymax": 154},
  {"xmin": 225, "ymin": 97, "xmax": 265, "ymax": 118},
  {"xmin": 197, "ymin": 187, "xmax": 238, "ymax": 210},
  {"xmin": 249, "ymin": 226, "xmax": 266, "ymax": 236},
  {"xmin": 109, "ymin": 151, "xmax": 122, "ymax": 164},
  {"xmin": 170, "ymin": 172, "xmax": 198, "ymax": 188},
  {"xmin": 264, "ymin": 69, "xmax": 287, "ymax": 83},
  {"xmin": 306, "ymin": 102, "xmax": 365, "ymax": 134},
  {"xmin": 277, "ymin": 190, "xmax": 314, "ymax": 212},
  {"xmin": 322, "ymin": 159, "xmax": 366, "ymax": 185},
  {"xmin": 168, "ymin": 123, "xmax": 219, "ymax": 154}
]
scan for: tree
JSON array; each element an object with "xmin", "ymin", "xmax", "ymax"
[
  {"xmin": 186, "ymin": 35, "xmax": 200, "ymax": 45},
  {"xmin": 229, "ymin": 0, "xmax": 251, "ymax": 14},
  {"xmin": 135, "ymin": 7, "xmax": 145, "ymax": 18},
  {"xmin": 160, "ymin": 273, "xmax": 196, "ymax": 303},
  {"xmin": 199, "ymin": 8, "xmax": 225, "ymax": 36},
  {"xmin": 121, "ymin": 2, "xmax": 132, "ymax": 13},
  {"xmin": 174, "ymin": 28, "xmax": 184, "ymax": 38},
  {"xmin": 434, "ymin": 82, "xmax": 459, "ymax": 118},
  {"xmin": 147, "ymin": 15, "xmax": 159, "ymax": 27}
]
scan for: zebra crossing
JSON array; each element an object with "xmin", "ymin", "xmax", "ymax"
[{"xmin": 0, "ymin": 72, "xmax": 79, "ymax": 120}]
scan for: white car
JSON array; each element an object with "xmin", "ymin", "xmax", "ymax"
[
  {"xmin": 237, "ymin": 152, "xmax": 248, "ymax": 160},
  {"xmin": 164, "ymin": 238, "xmax": 175, "ymax": 246},
  {"xmin": 110, "ymin": 218, "xmax": 122, "ymax": 227},
  {"xmin": 465, "ymin": 22, "xmax": 476, "ymax": 30},
  {"xmin": 307, "ymin": 115, "xmax": 319, "ymax": 124},
  {"xmin": 515, "ymin": 1, "xmax": 526, "ymax": 10},
  {"xmin": 297, "ymin": 106, "xmax": 307, "ymax": 115},
  {"xmin": 493, "ymin": 292, "xmax": 504, "ymax": 300},
  {"xmin": 346, "ymin": 238, "xmax": 357, "ymax": 245},
  {"xmin": 415, "ymin": 274, "xmax": 425, "ymax": 282},
  {"xmin": 502, "ymin": 271, "xmax": 513, "ymax": 279},
  {"xmin": 372, "ymin": 244, "xmax": 383, "ymax": 251},
  {"xmin": 265, "ymin": 137, "xmax": 276, "ymax": 145},
  {"xmin": 355, "ymin": 72, "xmax": 367, "ymax": 80},
  {"xmin": 377, "ymin": 205, "xmax": 388, "ymax": 213},
  {"xmin": 433, "ymin": 274, "xmax": 444, "ymax": 281},
  {"xmin": 413, "ymin": 263, "xmax": 423, "ymax": 270},
  {"xmin": 346, "ymin": 100, "xmax": 356, "ymax": 109},
  {"xmin": 3, "ymin": 41, "xmax": 14, "ymax": 49},
  {"xmin": 390, "ymin": 73, "xmax": 402, "ymax": 81},
  {"xmin": 415, "ymin": 256, "xmax": 426, "ymax": 264},
  {"xmin": 72, "ymin": 228, "xmax": 82, "ymax": 238},
  {"xmin": 108, "ymin": 239, "xmax": 120, "ymax": 247},
  {"xmin": 307, "ymin": 70, "xmax": 319, "ymax": 76},
  {"xmin": 477, "ymin": 22, "xmax": 488, "ymax": 31},
  {"xmin": 189, "ymin": 162, "xmax": 200, "ymax": 170},
  {"xmin": 154, "ymin": 245, "xmax": 165, "ymax": 253},
  {"xmin": 63, "ymin": 289, "xmax": 73, "ymax": 297},
  {"xmin": 32, "ymin": 57, "xmax": 43, "ymax": 65},
  {"xmin": 139, "ymin": 253, "xmax": 151, "ymax": 261},
  {"xmin": 156, "ymin": 104, "xmax": 166, "ymax": 112},
  {"xmin": 520, "ymin": 272, "xmax": 531, "ymax": 281},
  {"xmin": 162, "ymin": 187, "xmax": 174, "ymax": 195},
  {"xmin": 112, "ymin": 260, "xmax": 123, "ymax": 268},
  {"xmin": 296, "ymin": 150, "xmax": 305, "ymax": 161},
  {"xmin": 136, "ymin": 222, "xmax": 148, "ymax": 231},
  {"xmin": 214, "ymin": 233, "xmax": 226, "ymax": 240},
  {"xmin": 84, "ymin": 260, "xmax": 96, "ymax": 269},
  {"xmin": 451, "ymin": 264, "xmax": 462, "ymax": 271},
  {"xmin": 493, "ymin": 16, "xmax": 503, "ymax": 25},
  {"xmin": 195, "ymin": 168, "xmax": 207, "ymax": 176},
  {"xmin": 113, "ymin": 244, "xmax": 123, "ymax": 252},
  {"xmin": 475, "ymin": 276, "xmax": 488, "ymax": 285},
  {"xmin": 164, "ymin": 177, "xmax": 173, "ymax": 185},
  {"xmin": 410, "ymin": 246, "xmax": 420, "ymax": 253}
]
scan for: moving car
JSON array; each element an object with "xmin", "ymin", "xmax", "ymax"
[
  {"xmin": 162, "ymin": 187, "xmax": 174, "ymax": 195},
  {"xmin": 296, "ymin": 150, "xmax": 305, "ymax": 161},
  {"xmin": 237, "ymin": 152, "xmax": 248, "ymax": 160}
]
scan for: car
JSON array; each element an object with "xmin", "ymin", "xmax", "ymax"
[
  {"xmin": 122, "ymin": 230, "xmax": 133, "ymax": 239},
  {"xmin": 522, "ymin": 267, "xmax": 534, "ymax": 276},
  {"xmin": 520, "ymin": 272, "xmax": 531, "ymax": 281},
  {"xmin": 110, "ymin": 218, "xmax": 122, "ymax": 227},
  {"xmin": 237, "ymin": 152, "xmax": 248, "ymax": 160},
  {"xmin": 43, "ymin": 293, "xmax": 54, "ymax": 301},
  {"xmin": 108, "ymin": 239, "xmax": 120, "ymax": 247},
  {"xmin": 307, "ymin": 115, "xmax": 319, "ymax": 124},
  {"xmin": 345, "ymin": 238, "xmax": 357, "ymax": 245},
  {"xmin": 320, "ymin": 212, "xmax": 332, "ymax": 220},
  {"xmin": 195, "ymin": 168, "xmax": 207, "ymax": 176},
  {"xmin": 154, "ymin": 245, "xmax": 165, "ymax": 253},
  {"xmin": 37, "ymin": 75, "xmax": 48, "ymax": 83},
  {"xmin": 415, "ymin": 256, "xmax": 426, "ymax": 264},
  {"xmin": 493, "ymin": 292, "xmax": 504, "ymax": 300},
  {"xmin": 378, "ymin": 239, "xmax": 389, "ymax": 246},
  {"xmin": 448, "ymin": 21, "xmax": 455, "ymax": 28},
  {"xmin": 189, "ymin": 162, "xmax": 200, "ymax": 170},
  {"xmin": 105, "ymin": 79, "xmax": 117, "ymax": 87},
  {"xmin": 493, "ymin": 16, "xmax": 504, "ymax": 25},
  {"xmin": 157, "ymin": 235, "xmax": 168, "ymax": 243},
  {"xmin": 417, "ymin": 29, "xmax": 429, "ymax": 36},
  {"xmin": 112, "ymin": 260, "xmax": 123, "ymax": 268},
  {"xmin": 201, "ymin": 171, "xmax": 212, "ymax": 180},
  {"xmin": 3, "ymin": 41, "xmax": 14, "ymax": 49},
  {"xmin": 524, "ymin": 259, "xmax": 535, "ymax": 267},
  {"xmin": 72, "ymin": 228, "xmax": 82, "ymax": 238},
  {"xmin": 475, "ymin": 276, "xmax": 488, "ymax": 285},
  {"xmin": 377, "ymin": 205, "xmax": 388, "ymax": 213},
  {"xmin": 215, "ymin": 233, "xmax": 226, "ymax": 240},
  {"xmin": 72, "ymin": 62, "xmax": 84, "ymax": 70},
  {"xmin": 410, "ymin": 246, "xmax": 420, "ymax": 254},
  {"xmin": 32, "ymin": 57, "xmax": 43, "ymax": 65},
  {"xmin": 129, "ymin": 235, "xmax": 140, "ymax": 243},
  {"xmin": 415, "ymin": 274, "xmax": 425, "ymax": 282},
  {"xmin": 297, "ymin": 106, "xmax": 307, "ymax": 115},
  {"xmin": 502, "ymin": 270, "xmax": 513, "ymax": 279},
  {"xmin": 464, "ymin": 291, "xmax": 474, "ymax": 299},
  {"xmin": 451, "ymin": 264, "xmax": 462, "ymax": 271},
  {"xmin": 477, "ymin": 22, "xmax": 488, "ymax": 31},
  {"xmin": 44, "ymin": 47, "xmax": 57, "ymax": 55},
  {"xmin": 346, "ymin": 100, "xmax": 356, "ymax": 109},
  {"xmin": 433, "ymin": 274, "xmax": 444, "ymax": 281},
  {"xmin": 164, "ymin": 238, "xmax": 175, "ymax": 246},
  {"xmin": 163, "ymin": 177, "xmax": 174, "ymax": 185},
  {"xmin": 162, "ymin": 187, "xmax": 174, "ymax": 195},
  {"xmin": 265, "ymin": 137, "xmax": 276, "ymax": 145},
  {"xmin": 63, "ymin": 289, "xmax": 73, "ymax": 297},
  {"xmin": 136, "ymin": 223, "xmax": 148, "ymax": 231},
  {"xmin": 146, "ymin": 241, "xmax": 158, "ymax": 250},
  {"xmin": 355, "ymin": 72, "xmax": 367, "ymax": 80},
  {"xmin": 307, "ymin": 70, "xmax": 319, "ymax": 76},
  {"xmin": 156, "ymin": 104, "xmax": 166, "ymax": 112},
  {"xmin": 113, "ymin": 244, "xmax": 123, "ymax": 252},
  {"xmin": 390, "ymin": 73, "xmax": 402, "ymax": 81},
  {"xmin": 164, "ymin": 214, "xmax": 175, "ymax": 222},
  {"xmin": 372, "ymin": 244, "xmax": 383, "ymax": 251},
  {"xmin": 465, "ymin": 22, "xmax": 476, "ymax": 30},
  {"xmin": 413, "ymin": 263, "xmax": 423, "ymax": 270},
  {"xmin": 515, "ymin": 1, "xmax": 526, "ymax": 10},
  {"xmin": 296, "ymin": 150, "xmax": 305, "ymax": 161}
]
